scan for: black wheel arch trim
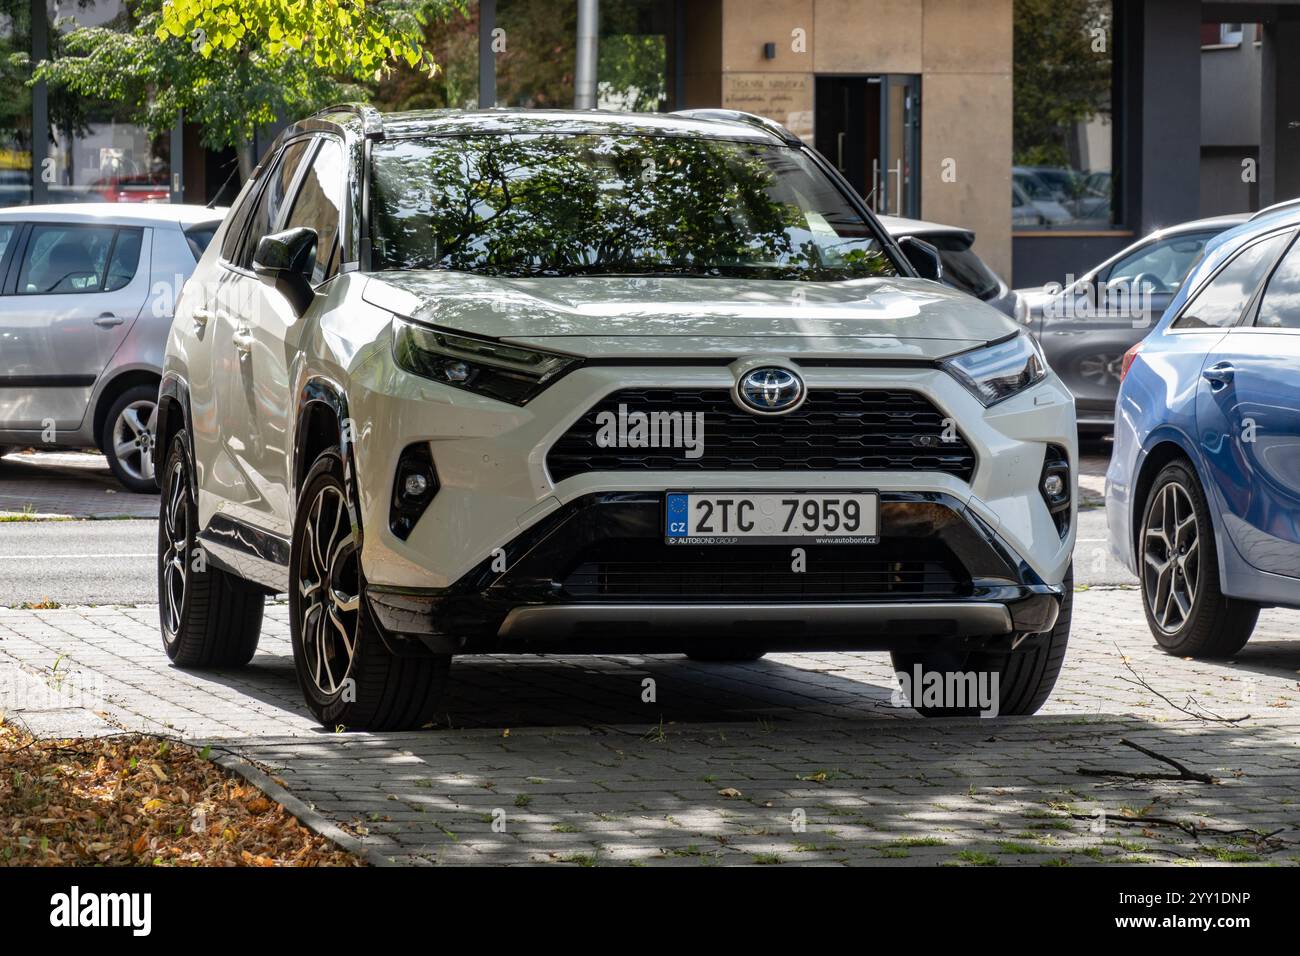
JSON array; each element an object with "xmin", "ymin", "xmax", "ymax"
[
  {"xmin": 156, "ymin": 373, "xmax": 194, "ymax": 495},
  {"xmin": 294, "ymin": 375, "xmax": 365, "ymax": 553}
]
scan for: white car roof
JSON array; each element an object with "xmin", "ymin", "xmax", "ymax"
[{"xmin": 0, "ymin": 203, "xmax": 227, "ymax": 226}]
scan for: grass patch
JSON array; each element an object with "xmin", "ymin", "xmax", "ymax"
[
  {"xmin": 995, "ymin": 841, "xmax": 1044, "ymax": 855},
  {"xmin": 886, "ymin": 836, "xmax": 945, "ymax": 848},
  {"xmin": 1204, "ymin": 847, "xmax": 1261, "ymax": 863}
]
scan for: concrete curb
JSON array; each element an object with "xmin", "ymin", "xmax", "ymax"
[{"xmin": 210, "ymin": 749, "xmax": 398, "ymax": 868}]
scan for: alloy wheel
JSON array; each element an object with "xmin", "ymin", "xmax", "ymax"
[
  {"xmin": 112, "ymin": 399, "xmax": 158, "ymax": 483},
  {"xmin": 1142, "ymin": 480, "xmax": 1200, "ymax": 633},
  {"xmin": 1078, "ymin": 353, "xmax": 1122, "ymax": 387},
  {"xmin": 160, "ymin": 459, "xmax": 188, "ymax": 636},
  {"xmin": 298, "ymin": 484, "xmax": 360, "ymax": 696}
]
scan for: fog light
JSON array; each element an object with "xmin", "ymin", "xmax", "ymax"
[
  {"xmin": 390, "ymin": 443, "xmax": 438, "ymax": 540},
  {"xmin": 402, "ymin": 472, "xmax": 430, "ymax": 499},
  {"xmin": 1039, "ymin": 444, "xmax": 1072, "ymax": 539}
]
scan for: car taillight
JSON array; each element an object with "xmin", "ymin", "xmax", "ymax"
[{"xmin": 1120, "ymin": 342, "xmax": 1143, "ymax": 381}]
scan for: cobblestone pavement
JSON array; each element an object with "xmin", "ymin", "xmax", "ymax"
[
  {"xmin": 0, "ymin": 450, "xmax": 157, "ymax": 518},
  {"xmin": 2, "ymin": 588, "xmax": 1298, "ymax": 866}
]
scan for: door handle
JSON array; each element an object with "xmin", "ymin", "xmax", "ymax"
[
  {"xmin": 233, "ymin": 327, "xmax": 254, "ymax": 355},
  {"xmin": 192, "ymin": 306, "xmax": 213, "ymax": 329},
  {"xmin": 1202, "ymin": 362, "xmax": 1235, "ymax": 389},
  {"xmin": 93, "ymin": 313, "xmax": 124, "ymax": 328}
]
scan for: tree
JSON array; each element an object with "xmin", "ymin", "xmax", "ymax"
[
  {"xmin": 32, "ymin": 0, "xmax": 463, "ymax": 179},
  {"xmin": 1013, "ymin": 0, "xmax": 1112, "ymax": 169}
]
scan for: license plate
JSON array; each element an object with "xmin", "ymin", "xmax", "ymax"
[{"xmin": 664, "ymin": 492, "xmax": 879, "ymax": 545}]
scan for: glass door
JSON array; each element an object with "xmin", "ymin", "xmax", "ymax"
[{"xmin": 814, "ymin": 74, "xmax": 920, "ymax": 218}]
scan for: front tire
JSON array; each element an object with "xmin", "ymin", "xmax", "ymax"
[
  {"xmin": 289, "ymin": 449, "xmax": 450, "ymax": 730},
  {"xmin": 890, "ymin": 565, "xmax": 1074, "ymax": 717},
  {"xmin": 1138, "ymin": 460, "xmax": 1257, "ymax": 657},
  {"xmin": 103, "ymin": 384, "xmax": 160, "ymax": 493},
  {"xmin": 158, "ymin": 432, "xmax": 264, "ymax": 667}
]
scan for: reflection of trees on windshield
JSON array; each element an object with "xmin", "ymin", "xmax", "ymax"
[{"xmin": 369, "ymin": 134, "xmax": 897, "ymax": 281}]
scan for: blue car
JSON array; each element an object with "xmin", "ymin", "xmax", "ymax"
[{"xmin": 1107, "ymin": 205, "xmax": 1300, "ymax": 656}]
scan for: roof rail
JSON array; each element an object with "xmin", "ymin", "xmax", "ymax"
[
  {"xmin": 313, "ymin": 103, "xmax": 385, "ymax": 139},
  {"xmin": 670, "ymin": 108, "xmax": 802, "ymax": 146},
  {"xmin": 1249, "ymin": 197, "xmax": 1300, "ymax": 221}
]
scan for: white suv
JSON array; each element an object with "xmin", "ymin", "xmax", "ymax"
[{"xmin": 156, "ymin": 106, "xmax": 1077, "ymax": 729}]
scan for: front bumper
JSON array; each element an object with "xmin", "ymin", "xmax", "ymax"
[{"xmin": 365, "ymin": 491, "xmax": 1064, "ymax": 655}]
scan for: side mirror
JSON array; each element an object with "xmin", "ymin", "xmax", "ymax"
[
  {"xmin": 253, "ymin": 227, "xmax": 317, "ymax": 315},
  {"xmin": 897, "ymin": 236, "xmax": 943, "ymax": 283}
]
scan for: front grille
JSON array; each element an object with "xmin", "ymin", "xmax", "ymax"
[
  {"xmin": 546, "ymin": 388, "xmax": 976, "ymax": 482},
  {"xmin": 560, "ymin": 540, "xmax": 970, "ymax": 602}
]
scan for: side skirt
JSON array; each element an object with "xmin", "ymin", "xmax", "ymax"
[{"xmin": 197, "ymin": 514, "xmax": 290, "ymax": 594}]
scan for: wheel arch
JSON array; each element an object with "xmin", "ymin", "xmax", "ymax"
[
  {"xmin": 1132, "ymin": 429, "xmax": 1232, "ymax": 594},
  {"xmin": 156, "ymin": 374, "xmax": 193, "ymax": 493},
  {"xmin": 293, "ymin": 376, "xmax": 364, "ymax": 546},
  {"xmin": 93, "ymin": 368, "xmax": 162, "ymax": 453}
]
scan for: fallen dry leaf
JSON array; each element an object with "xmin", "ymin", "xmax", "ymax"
[{"xmin": 0, "ymin": 725, "xmax": 362, "ymax": 867}]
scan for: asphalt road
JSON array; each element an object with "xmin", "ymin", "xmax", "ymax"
[
  {"xmin": 0, "ymin": 506, "xmax": 1131, "ymax": 607},
  {"xmin": 0, "ymin": 519, "xmax": 158, "ymax": 606}
]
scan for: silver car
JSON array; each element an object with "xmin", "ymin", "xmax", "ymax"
[
  {"xmin": 0, "ymin": 203, "xmax": 224, "ymax": 491},
  {"xmin": 1016, "ymin": 213, "xmax": 1248, "ymax": 433}
]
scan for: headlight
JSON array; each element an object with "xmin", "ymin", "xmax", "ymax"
[
  {"xmin": 943, "ymin": 332, "xmax": 1047, "ymax": 406},
  {"xmin": 392, "ymin": 317, "xmax": 580, "ymax": 405}
]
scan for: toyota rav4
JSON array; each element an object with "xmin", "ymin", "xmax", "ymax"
[{"xmin": 156, "ymin": 106, "xmax": 1077, "ymax": 729}]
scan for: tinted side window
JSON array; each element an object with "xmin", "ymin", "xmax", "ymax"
[
  {"xmin": 234, "ymin": 139, "xmax": 311, "ymax": 268},
  {"xmin": 283, "ymin": 138, "xmax": 345, "ymax": 284},
  {"xmin": 1254, "ymin": 237, "xmax": 1300, "ymax": 329},
  {"xmin": 17, "ymin": 224, "xmax": 117, "ymax": 294},
  {"xmin": 185, "ymin": 222, "xmax": 221, "ymax": 262},
  {"xmin": 1173, "ymin": 233, "xmax": 1290, "ymax": 330},
  {"xmin": 220, "ymin": 178, "xmax": 261, "ymax": 263},
  {"xmin": 105, "ymin": 228, "xmax": 144, "ymax": 291},
  {"xmin": 0, "ymin": 223, "xmax": 15, "ymax": 260}
]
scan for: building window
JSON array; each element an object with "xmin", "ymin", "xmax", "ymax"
[
  {"xmin": 494, "ymin": 0, "xmax": 670, "ymax": 111},
  {"xmin": 0, "ymin": 0, "xmax": 35, "ymax": 208},
  {"xmin": 45, "ymin": 2, "xmax": 172, "ymax": 204},
  {"xmin": 1013, "ymin": 0, "xmax": 1116, "ymax": 231}
]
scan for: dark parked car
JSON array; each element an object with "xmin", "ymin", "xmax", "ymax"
[
  {"xmin": 1016, "ymin": 213, "xmax": 1248, "ymax": 433},
  {"xmin": 878, "ymin": 215, "xmax": 1018, "ymax": 317}
]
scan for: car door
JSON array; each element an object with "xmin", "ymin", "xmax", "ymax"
[
  {"xmin": 0, "ymin": 221, "xmax": 150, "ymax": 432},
  {"xmin": 213, "ymin": 138, "xmax": 317, "ymax": 535},
  {"xmin": 1196, "ymin": 228, "xmax": 1300, "ymax": 578},
  {"xmin": 217, "ymin": 135, "xmax": 344, "ymax": 536}
]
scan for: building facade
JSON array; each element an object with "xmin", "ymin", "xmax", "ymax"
[{"xmin": 5, "ymin": 0, "xmax": 1300, "ymax": 288}]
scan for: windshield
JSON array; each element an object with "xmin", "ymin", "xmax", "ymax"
[{"xmin": 368, "ymin": 133, "xmax": 899, "ymax": 281}]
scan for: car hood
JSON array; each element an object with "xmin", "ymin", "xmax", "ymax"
[{"xmin": 361, "ymin": 272, "xmax": 1018, "ymax": 360}]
